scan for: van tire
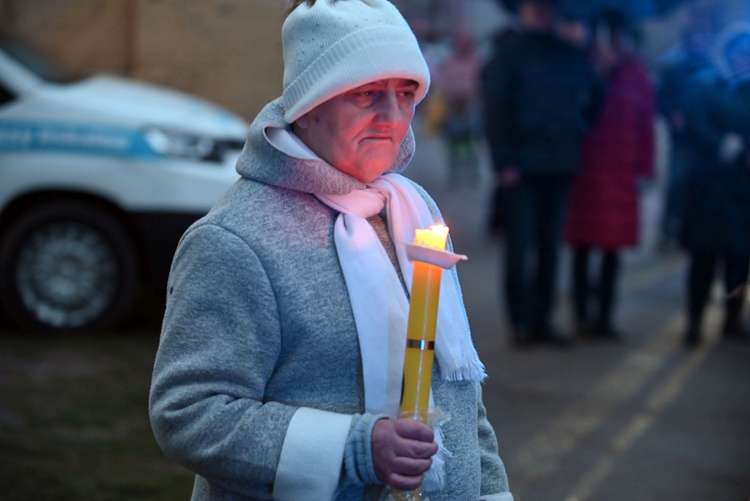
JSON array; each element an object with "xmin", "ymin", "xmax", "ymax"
[{"xmin": 0, "ymin": 200, "xmax": 139, "ymax": 332}]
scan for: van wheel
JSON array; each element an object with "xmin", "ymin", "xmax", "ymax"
[{"xmin": 0, "ymin": 200, "xmax": 139, "ymax": 331}]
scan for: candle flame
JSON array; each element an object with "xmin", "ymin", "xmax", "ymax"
[{"xmin": 414, "ymin": 224, "xmax": 449, "ymax": 250}]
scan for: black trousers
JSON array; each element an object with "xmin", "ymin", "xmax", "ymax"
[
  {"xmin": 502, "ymin": 175, "xmax": 572, "ymax": 333},
  {"xmin": 687, "ymin": 252, "xmax": 748, "ymax": 330},
  {"xmin": 572, "ymin": 247, "xmax": 620, "ymax": 329}
]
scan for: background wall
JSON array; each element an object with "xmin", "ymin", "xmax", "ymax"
[
  {"xmin": 0, "ymin": 0, "xmax": 285, "ymax": 121},
  {"xmin": 0, "ymin": 0, "xmax": 748, "ymax": 122}
]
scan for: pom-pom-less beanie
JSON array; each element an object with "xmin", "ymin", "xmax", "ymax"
[{"xmin": 282, "ymin": 0, "xmax": 431, "ymax": 124}]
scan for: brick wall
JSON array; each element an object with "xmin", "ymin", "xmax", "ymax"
[{"xmin": 0, "ymin": 0, "xmax": 285, "ymax": 121}]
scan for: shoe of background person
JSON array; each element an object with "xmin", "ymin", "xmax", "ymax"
[
  {"xmin": 721, "ymin": 317, "xmax": 749, "ymax": 339},
  {"xmin": 722, "ymin": 322, "xmax": 750, "ymax": 343},
  {"xmin": 510, "ymin": 327, "xmax": 536, "ymax": 348},
  {"xmin": 592, "ymin": 322, "xmax": 623, "ymax": 342},
  {"xmin": 533, "ymin": 326, "xmax": 572, "ymax": 348},
  {"xmin": 684, "ymin": 324, "xmax": 701, "ymax": 349},
  {"xmin": 573, "ymin": 319, "xmax": 591, "ymax": 340}
]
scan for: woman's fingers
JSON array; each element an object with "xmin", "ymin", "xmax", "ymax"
[{"xmin": 372, "ymin": 418, "xmax": 439, "ymax": 488}]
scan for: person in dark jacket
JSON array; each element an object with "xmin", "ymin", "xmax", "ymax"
[
  {"xmin": 680, "ymin": 24, "xmax": 750, "ymax": 348},
  {"xmin": 564, "ymin": 10, "xmax": 656, "ymax": 340},
  {"xmin": 482, "ymin": 0, "xmax": 600, "ymax": 346},
  {"xmin": 657, "ymin": 26, "xmax": 715, "ymax": 247},
  {"xmin": 482, "ymin": 26, "xmax": 520, "ymax": 236}
]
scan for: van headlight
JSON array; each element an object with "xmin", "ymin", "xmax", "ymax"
[{"xmin": 144, "ymin": 127, "xmax": 217, "ymax": 161}]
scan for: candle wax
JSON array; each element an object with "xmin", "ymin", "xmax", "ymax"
[{"xmin": 400, "ymin": 260, "xmax": 442, "ymax": 421}]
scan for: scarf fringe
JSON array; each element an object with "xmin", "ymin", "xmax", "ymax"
[
  {"xmin": 445, "ymin": 366, "xmax": 488, "ymax": 383},
  {"xmin": 439, "ymin": 352, "xmax": 487, "ymax": 383}
]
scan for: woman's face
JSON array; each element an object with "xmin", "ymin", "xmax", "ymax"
[{"xmin": 294, "ymin": 78, "xmax": 418, "ymax": 183}]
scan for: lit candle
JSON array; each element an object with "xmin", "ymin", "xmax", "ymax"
[
  {"xmin": 387, "ymin": 224, "xmax": 466, "ymax": 501},
  {"xmin": 400, "ymin": 224, "xmax": 449, "ymax": 422}
]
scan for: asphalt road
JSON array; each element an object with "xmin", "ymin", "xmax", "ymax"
[{"xmin": 408, "ymin": 117, "xmax": 750, "ymax": 501}]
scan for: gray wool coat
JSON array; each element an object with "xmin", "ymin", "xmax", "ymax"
[{"xmin": 149, "ymin": 98, "xmax": 513, "ymax": 501}]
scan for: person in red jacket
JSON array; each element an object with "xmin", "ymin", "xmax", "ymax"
[{"xmin": 564, "ymin": 9, "xmax": 656, "ymax": 340}]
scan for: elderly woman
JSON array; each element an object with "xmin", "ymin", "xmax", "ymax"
[{"xmin": 148, "ymin": 1, "xmax": 513, "ymax": 500}]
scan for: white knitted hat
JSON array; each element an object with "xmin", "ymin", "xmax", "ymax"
[{"xmin": 281, "ymin": 0, "xmax": 431, "ymax": 124}]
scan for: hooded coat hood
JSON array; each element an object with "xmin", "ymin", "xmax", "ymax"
[{"xmin": 235, "ymin": 97, "xmax": 416, "ymax": 195}]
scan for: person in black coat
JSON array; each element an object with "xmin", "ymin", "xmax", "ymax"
[
  {"xmin": 680, "ymin": 24, "xmax": 750, "ymax": 347},
  {"xmin": 482, "ymin": 0, "xmax": 600, "ymax": 346},
  {"xmin": 657, "ymin": 26, "xmax": 715, "ymax": 246}
]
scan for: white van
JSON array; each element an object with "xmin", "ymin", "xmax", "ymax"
[{"xmin": 0, "ymin": 41, "xmax": 248, "ymax": 331}]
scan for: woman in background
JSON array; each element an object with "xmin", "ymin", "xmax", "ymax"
[{"xmin": 564, "ymin": 9, "xmax": 656, "ymax": 340}]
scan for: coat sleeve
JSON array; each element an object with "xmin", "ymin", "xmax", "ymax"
[
  {"xmin": 149, "ymin": 223, "xmax": 359, "ymax": 499},
  {"xmin": 686, "ymin": 75, "xmax": 730, "ymax": 154}
]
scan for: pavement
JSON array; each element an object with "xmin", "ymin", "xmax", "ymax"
[{"xmin": 406, "ymin": 116, "xmax": 750, "ymax": 501}]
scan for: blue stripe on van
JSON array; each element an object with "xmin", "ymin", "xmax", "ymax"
[{"xmin": 0, "ymin": 120, "xmax": 158, "ymax": 157}]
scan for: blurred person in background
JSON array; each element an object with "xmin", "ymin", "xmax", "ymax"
[
  {"xmin": 657, "ymin": 25, "xmax": 716, "ymax": 248},
  {"xmin": 679, "ymin": 23, "xmax": 750, "ymax": 348},
  {"xmin": 149, "ymin": 0, "xmax": 513, "ymax": 499},
  {"xmin": 482, "ymin": 0, "xmax": 600, "ymax": 347},
  {"xmin": 481, "ymin": 25, "xmax": 520, "ymax": 236},
  {"xmin": 563, "ymin": 9, "xmax": 656, "ymax": 341},
  {"xmin": 556, "ymin": 12, "xmax": 590, "ymax": 50},
  {"xmin": 434, "ymin": 29, "xmax": 484, "ymax": 185},
  {"xmin": 410, "ymin": 15, "xmax": 451, "ymax": 135}
]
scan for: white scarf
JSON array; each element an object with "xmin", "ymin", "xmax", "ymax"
[
  {"xmin": 266, "ymin": 127, "xmax": 486, "ymax": 490},
  {"xmin": 316, "ymin": 174, "xmax": 486, "ymax": 413},
  {"xmin": 318, "ymin": 174, "xmax": 487, "ymax": 490}
]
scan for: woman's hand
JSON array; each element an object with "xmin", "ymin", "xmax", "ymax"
[{"xmin": 371, "ymin": 418, "xmax": 438, "ymax": 491}]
